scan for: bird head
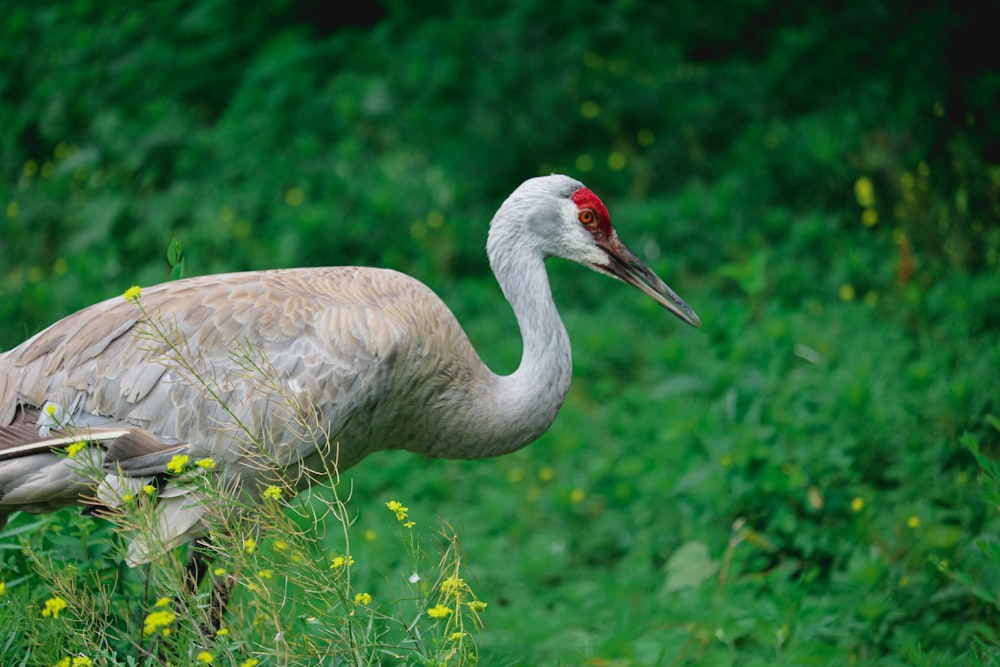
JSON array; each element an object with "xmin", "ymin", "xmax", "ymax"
[{"xmin": 494, "ymin": 175, "xmax": 701, "ymax": 328}]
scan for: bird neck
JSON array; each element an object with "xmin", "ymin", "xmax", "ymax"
[{"xmin": 476, "ymin": 232, "xmax": 573, "ymax": 457}]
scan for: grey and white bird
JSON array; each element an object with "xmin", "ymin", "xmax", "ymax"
[{"xmin": 0, "ymin": 174, "xmax": 699, "ymax": 566}]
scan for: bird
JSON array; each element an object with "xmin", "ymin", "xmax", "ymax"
[{"xmin": 0, "ymin": 174, "xmax": 699, "ymax": 570}]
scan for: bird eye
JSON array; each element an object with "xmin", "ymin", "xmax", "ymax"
[{"xmin": 578, "ymin": 209, "xmax": 597, "ymax": 226}]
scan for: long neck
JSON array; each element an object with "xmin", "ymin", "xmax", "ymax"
[{"xmin": 468, "ymin": 228, "xmax": 573, "ymax": 457}]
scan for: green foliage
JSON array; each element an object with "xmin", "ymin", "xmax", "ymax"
[{"xmin": 1, "ymin": 1, "xmax": 999, "ymax": 665}]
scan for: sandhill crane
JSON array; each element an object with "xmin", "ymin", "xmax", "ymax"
[{"xmin": 0, "ymin": 174, "xmax": 698, "ymax": 583}]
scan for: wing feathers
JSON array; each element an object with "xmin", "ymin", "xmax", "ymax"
[{"xmin": 105, "ymin": 430, "xmax": 188, "ymax": 476}]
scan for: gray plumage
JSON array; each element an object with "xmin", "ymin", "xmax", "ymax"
[{"xmin": 0, "ymin": 174, "xmax": 699, "ymax": 564}]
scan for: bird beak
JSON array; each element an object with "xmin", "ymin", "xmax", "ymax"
[{"xmin": 594, "ymin": 236, "xmax": 701, "ymax": 328}]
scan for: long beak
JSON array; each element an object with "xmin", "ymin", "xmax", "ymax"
[{"xmin": 593, "ymin": 237, "xmax": 701, "ymax": 328}]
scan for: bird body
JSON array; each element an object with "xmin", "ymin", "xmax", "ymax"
[{"xmin": 0, "ymin": 175, "xmax": 699, "ymax": 563}]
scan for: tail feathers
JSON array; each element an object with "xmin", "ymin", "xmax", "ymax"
[
  {"xmin": 0, "ymin": 405, "xmax": 189, "ymax": 516},
  {"xmin": 0, "ymin": 447, "xmax": 105, "ymax": 513}
]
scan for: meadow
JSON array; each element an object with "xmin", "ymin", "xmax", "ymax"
[{"xmin": 1, "ymin": 2, "xmax": 998, "ymax": 665}]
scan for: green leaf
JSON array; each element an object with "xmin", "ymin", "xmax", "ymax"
[
  {"xmin": 167, "ymin": 238, "xmax": 185, "ymax": 280},
  {"xmin": 663, "ymin": 541, "xmax": 719, "ymax": 592},
  {"xmin": 167, "ymin": 237, "xmax": 183, "ymax": 267}
]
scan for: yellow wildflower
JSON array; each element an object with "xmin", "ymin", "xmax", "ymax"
[
  {"xmin": 467, "ymin": 600, "xmax": 487, "ymax": 612},
  {"xmin": 907, "ymin": 516, "xmax": 921, "ymax": 529},
  {"xmin": 385, "ymin": 500, "xmax": 408, "ymax": 521},
  {"xmin": 123, "ymin": 285, "xmax": 142, "ymax": 303},
  {"xmin": 66, "ymin": 441, "xmax": 87, "ymax": 458},
  {"xmin": 851, "ymin": 497, "xmax": 865, "ymax": 512},
  {"xmin": 213, "ymin": 567, "xmax": 227, "ymax": 576},
  {"xmin": 427, "ymin": 604, "xmax": 452, "ymax": 619},
  {"xmin": 154, "ymin": 596, "xmax": 170, "ymax": 607},
  {"xmin": 55, "ymin": 660, "xmax": 94, "ymax": 667},
  {"xmin": 354, "ymin": 592, "xmax": 372, "ymax": 606},
  {"xmin": 240, "ymin": 659, "xmax": 259, "ymax": 667},
  {"xmin": 403, "ymin": 520, "xmax": 416, "ymax": 528},
  {"xmin": 142, "ymin": 484, "xmax": 156, "ymax": 496},
  {"xmin": 330, "ymin": 555, "xmax": 354, "ymax": 569},
  {"xmin": 216, "ymin": 627, "xmax": 229, "ymax": 637},
  {"xmin": 257, "ymin": 569, "xmax": 273, "ymax": 579},
  {"xmin": 440, "ymin": 576, "xmax": 466, "ymax": 595},
  {"xmin": 166, "ymin": 454, "xmax": 189, "ymax": 474},
  {"xmin": 196, "ymin": 651, "xmax": 213, "ymax": 664},
  {"xmin": 42, "ymin": 596, "xmax": 67, "ymax": 618},
  {"xmin": 0, "ymin": 581, "xmax": 6, "ymax": 596},
  {"xmin": 854, "ymin": 177, "xmax": 875, "ymax": 208},
  {"xmin": 196, "ymin": 457, "xmax": 216, "ymax": 470},
  {"xmin": 448, "ymin": 632, "xmax": 468, "ymax": 642},
  {"xmin": 244, "ymin": 537, "xmax": 256, "ymax": 554},
  {"xmin": 143, "ymin": 609, "xmax": 176, "ymax": 636},
  {"xmin": 262, "ymin": 485, "xmax": 282, "ymax": 501}
]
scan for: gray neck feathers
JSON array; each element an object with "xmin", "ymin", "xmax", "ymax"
[{"xmin": 464, "ymin": 194, "xmax": 573, "ymax": 457}]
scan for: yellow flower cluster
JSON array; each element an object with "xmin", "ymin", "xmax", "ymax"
[
  {"xmin": 354, "ymin": 592, "xmax": 372, "ymax": 606},
  {"xmin": 166, "ymin": 454, "xmax": 189, "ymax": 474},
  {"xmin": 143, "ymin": 609, "xmax": 176, "ymax": 636},
  {"xmin": 66, "ymin": 441, "xmax": 87, "ymax": 458},
  {"xmin": 42, "ymin": 596, "xmax": 67, "ymax": 618},
  {"xmin": 439, "ymin": 576, "xmax": 466, "ymax": 596},
  {"xmin": 853, "ymin": 177, "xmax": 878, "ymax": 227},
  {"xmin": 385, "ymin": 499, "xmax": 416, "ymax": 528},
  {"xmin": 262, "ymin": 485, "xmax": 282, "ymax": 501},
  {"xmin": 53, "ymin": 658, "xmax": 93, "ymax": 667},
  {"xmin": 385, "ymin": 500, "xmax": 408, "ymax": 521},
  {"xmin": 427, "ymin": 604, "xmax": 452, "ymax": 619},
  {"xmin": 196, "ymin": 651, "xmax": 214, "ymax": 664},
  {"xmin": 330, "ymin": 554, "xmax": 354, "ymax": 569},
  {"xmin": 123, "ymin": 285, "xmax": 142, "ymax": 303},
  {"xmin": 196, "ymin": 457, "xmax": 216, "ymax": 470}
]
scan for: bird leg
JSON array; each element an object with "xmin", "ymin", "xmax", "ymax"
[{"xmin": 184, "ymin": 538, "xmax": 236, "ymax": 637}]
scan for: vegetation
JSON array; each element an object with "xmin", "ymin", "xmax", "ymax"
[{"xmin": 1, "ymin": 1, "xmax": 998, "ymax": 665}]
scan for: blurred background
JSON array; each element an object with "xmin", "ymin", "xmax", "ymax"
[{"xmin": 1, "ymin": 0, "xmax": 998, "ymax": 664}]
